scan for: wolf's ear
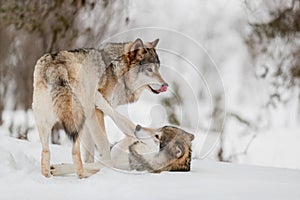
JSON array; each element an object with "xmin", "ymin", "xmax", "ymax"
[
  {"xmin": 175, "ymin": 146, "xmax": 183, "ymax": 158},
  {"xmin": 149, "ymin": 38, "xmax": 159, "ymax": 48},
  {"xmin": 127, "ymin": 38, "xmax": 145, "ymax": 62},
  {"xmin": 187, "ymin": 133, "xmax": 195, "ymax": 141},
  {"xmin": 131, "ymin": 38, "xmax": 144, "ymax": 51}
]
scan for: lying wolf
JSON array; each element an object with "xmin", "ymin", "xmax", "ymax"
[
  {"xmin": 129, "ymin": 125, "xmax": 194, "ymax": 172},
  {"xmin": 32, "ymin": 38, "xmax": 168, "ymax": 178},
  {"xmin": 50, "ymin": 125, "xmax": 194, "ymax": 175}
]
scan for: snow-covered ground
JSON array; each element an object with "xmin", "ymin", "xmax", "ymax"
[{"xmin": 1, "ymin": 135, "xmax": 300, "ymax": 200}]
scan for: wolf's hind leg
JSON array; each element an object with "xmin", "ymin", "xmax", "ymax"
[
  {"xmin": 72, "ymin": 136, "xmax": 88, "ymax": 178},
  {"xmin": 72, "ymin": 131, "xmax": 100, "ymax": 178},
  {"xmin": 36, "ymin": 123, "xmax": 52, "ymax": 177}
]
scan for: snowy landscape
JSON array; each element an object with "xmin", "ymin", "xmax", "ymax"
[
  {"xmin": 0, "ymin": 0, "xmax": 300, "ymax": 199},
  {"xmin": 1, "ymin": 135, "xmax": 300, "ymax": 200}
]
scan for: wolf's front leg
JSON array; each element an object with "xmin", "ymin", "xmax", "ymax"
[
  {"xmin": 82, "ymin": 109, "xmax": 107, "ymax": 163},
  {"xmin": 81, "ymin": 127, "xmax": 95, "ymax": 163},
  {"xmin": 94, "ymin": 92, "xmax": 136, "ymax": 137},
  {"xmin": 86, "ymin": 110, "xmax": 111, "ymax": 162}
]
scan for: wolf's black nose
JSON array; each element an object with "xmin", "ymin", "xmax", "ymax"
[
  {"xmin": 135, "ymin": 125, "xmax": 142, "ymax": 132},
  {"xmin": 162, "ymin": 83, "xmax": 168, "ymax": 87}
]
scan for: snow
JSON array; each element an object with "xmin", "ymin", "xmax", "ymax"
[
  {"xmin": 242, "ymin": 128, "xmax": 300, "ymax": 169},
  {"xmin": 0, "ymin": 135, "xmax": 300, "ymax": 200}
]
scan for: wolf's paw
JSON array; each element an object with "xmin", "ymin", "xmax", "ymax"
[
  {"xmin": 42, "ymin": 169, "xmax": 51, "ymax": 178},
  {"xmin": 76, "ymin": 169, "xmax": 94, "ymax": 179},
  {"xmin": 131, "ymin": 141, "xmax": 144, "ymax": 147},
  {"xmin": 130, "ymin": 141, "xmax": 146, "ymax": 151},
  {"xmin": 49, "ymin": 164, "xmax": 59, "ymax": 176},
  {"xmin": 77, "ymin": 172, "xmax": 88, "ymax": 179},
  {"xmin": 86, "ymin": 168, "xmax": 100, "ymax": 176},
  {"xmin": 129, "ymin": 141, "xmax": 145, "ymax": 156},
  {"xmin": 50, "ymin": 163, "xmax": 75, "ymax": 176}
]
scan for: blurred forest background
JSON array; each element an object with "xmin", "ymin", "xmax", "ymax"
[{"xmin": 0, "ymin": 0, "xmax": 299, "ymax": 169}]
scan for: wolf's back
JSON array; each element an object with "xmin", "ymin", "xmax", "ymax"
[{"xmin": 39, "ymin": 54, "xmax": 86, "ymax": 142}]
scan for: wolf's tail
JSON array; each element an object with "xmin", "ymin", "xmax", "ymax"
[{"xmin": 46, "ymin": 67, "xmax": 85, "ymax": 143}]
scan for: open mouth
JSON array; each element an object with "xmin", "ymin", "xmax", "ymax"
[{"xmin": 148, "ymin": 84, "xmax": 168, "ymax": 94}]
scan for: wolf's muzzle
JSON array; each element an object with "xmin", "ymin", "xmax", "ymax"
[{"xmin": 157, "ymin": 83, "xmax": 168, "ymax": 93}]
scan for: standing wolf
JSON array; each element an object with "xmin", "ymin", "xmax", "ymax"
[{"xmin": 32, "ymin": 38, "xmax": 168, "ymax": 178}]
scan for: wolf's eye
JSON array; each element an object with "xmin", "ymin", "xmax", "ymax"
[
  {"xmin": 154, "ymin": 134, "xmax": 159, "ymax": 139},
  {"xmin": 147, "ymin": 68, "xmax": 153, "ymax": 72}
]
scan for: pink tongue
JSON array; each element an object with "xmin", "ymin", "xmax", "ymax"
[{"xmin": 157, "ymin": 85, "xmax": 168, "ymax": 93}]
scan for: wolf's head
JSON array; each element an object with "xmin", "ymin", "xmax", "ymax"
[
  {"xmin": 158, "ymin": 126, "xmax": 194, "ymax": 171},
  {"xmin": 134, "ymin": 125, "xmax": 194, "ymax": 172},
  {"xmin": 123, "ymin": 38, "xmax": 168, "ymax": 96}
]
